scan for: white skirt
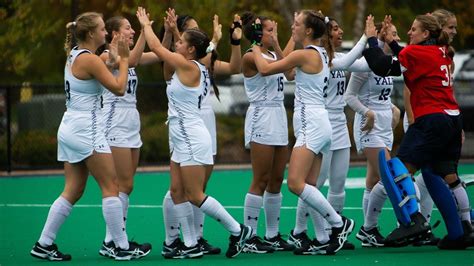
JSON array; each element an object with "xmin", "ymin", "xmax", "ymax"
[
  {"xmin": 200, "ymin": 106, "xmax": 217, "ymax": 155},
  {"xmin": 168, "ymin": 118, "xmax": 213, "ymax": 166},
  {"xmin": 328, "ymin": 110, "xmax": 351, "ymax": 150},
  {"xmin": 293, "ymin": 105, "xmax": 331, "ymax": 155},
  {"xmin": 353, "ymin": 109, "xmax": 393, "ymax": 153},
  {"xmin": 102, "ymin": 106, "xmax": 142, "ymax": 148},
  {"xmin": 244, "ymin": 104, "xmax": 288, "ymax": 149},
  {"xmin": 57, "ymin": 110, "xmax": 111, "ymax": 163}
]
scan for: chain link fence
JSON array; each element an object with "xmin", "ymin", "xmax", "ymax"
[{"xmin": 1, "ymin": 76, "xmax": 473, "ymax": 172}]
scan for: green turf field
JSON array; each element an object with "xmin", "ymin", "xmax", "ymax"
[{"xmin": 1, "ymin": 165, "xmax": 473, "ymax": 265}]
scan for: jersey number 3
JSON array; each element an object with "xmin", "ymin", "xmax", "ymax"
[{"xmin": 440, "ymin": 64, "xmax": 453, "ymax": 87}]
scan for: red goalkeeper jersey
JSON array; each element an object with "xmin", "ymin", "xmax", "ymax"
[{"xmin": 398, "ymin": 45, "xmax": 459, "ymax": 120}]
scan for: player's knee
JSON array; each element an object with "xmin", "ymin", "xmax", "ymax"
[
  {"xmin": 287, "ymin": 177, "xmax": 304, "ymax": 195},
  {"xmin": 432, "ymin": 161, "xmax": 458, "ymax": 182},
  {"xmin": 119, "ymin": 180, "xmax": 134, "ymax": 195}
]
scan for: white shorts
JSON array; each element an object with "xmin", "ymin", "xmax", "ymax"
[
  {"xmin": 102, "ymin": 106, "xmax": 142, "ymax": 148},
  {"xmin": 200, "ymin": 106, "xmax": 217, "ymax": 155},
  {"xmin": 353, "ymin": 109, "xmax": 393, "ymax": 153},
  {"xmin": 328, "ymin": 110, "xmax": 351, "ymax": 150},
  {"xmin": 57, "ymin": 110, "xmax": 111, "ymax": 163},
  {"xmin": 244, "ymin": 104, "xmax": 288, "ymax": 149},
  {"xmin": 168, "ymin": 118, "xmax": 213, "ymax": 166},
  {"xmin": 293, "ymin": 105, "xmax": 331, "ymax": 155}
]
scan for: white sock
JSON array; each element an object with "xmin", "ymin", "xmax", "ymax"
[
  {"xmin": 200, "ymin": 196, "xmax": 241, "ymax": 236},
  {"xmin": 364, "ymin": 182, "xmax": 387, "ymax": 230},
  {"xmin": 38, "ymin": 196, "xmax": 72, "ymax": 247},
  {"xmin": 102, "ymin": 197, "xmax": 128, "ymax": 249},
  {"xmin": 362, "ymin": 188, "xmax": 371, "ymax": 218},
  {"xmin": 300, "ymin": 184, "xmax": 342, "ymax": 227},
  {"xmin": 192, "ymin": 205, "xmax": 205, "ymax": 240},
  {"xmin": 244, "ymin": 193, "xmax": 262, "ymax": 236},
  {"xmin": 176, "ymin": 202, "xmax": 197, "ymax": 247},
  {"xmin": 415, "ymin": 175, "xmax": 433, "ymax": 222},
  {"xmin": 263, "ymin": 191, "xmax": 282, "ymax": 239},
  {"xmin": 309, "ymin": 206, "xmax": 330, "ymax": 243},
  {"xmin": 105, "ymin": 192, "xmax": 129, "ymax": 243},
  {"xmin": 327, "ymin": 191, "xmax": 345, "ymax": 214},
  {"xmin": 451, "ymin": 183, "xmax": 471, "ymax": 221},
  {"xmin": 293, "ymin": 197, "xmax": 308, "ymax": 234},
  {"xmin": 163, "ymin": 191, "xmax": 180, "ymax": 245}
]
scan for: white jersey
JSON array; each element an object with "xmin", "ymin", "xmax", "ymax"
[
  {"xmin": 293, "ymin": 45, "xmax": 332, "ymax": 155},
  {"xmin": 244, "ymin": 51, "xmax": 287, "ymax": 148},
  {"xmin": 244, "ymin": 51, "xmax": 285, "ymax": 103},
  {"xmin": 102, "ymin": 67, "xmax": 138, "ymax": 107},
  {"xmin": 294, "ymin": 45, "xmax": 329, "ymax": 107},
  {"xmin": 167, "ymin": 60, "xmax": 206, "ymax": 121},
  {"xmin": 355, "ymin": 72, "xmax": 393, "ymax": 110},
  {"xmin": 325, "ymin": 53, "xmax": 348, "ymax": 110},
  {"xmin": 58, "ymin": 47, "xmax": 110, "ymax": 162},
  {"xmin": 64, "ymin": 47, "xmax": 103, "ymax": 111},
  {"xmin": 167, "ymin": 60, "xmax": 213, "ymax": 165}
]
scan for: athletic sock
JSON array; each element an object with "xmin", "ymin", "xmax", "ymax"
[
  {"xmin": 300, "ymin": 184, "xmax": 342, "ymax": 227},
  {"xmin": 102, "ymin": 197, "xmax": 128, "ymax": 249},
  {"xmin": 327, "ymin": 191, "xmax": 345, "ymax": 214},
  {"xmin": 200, "ymin": 196, "xmax": 241, "ymax": 236},
  {"xmin": 362, "ymin": 188, "xmax": 371, "ymax": 217},
  {"xmin": 415, "ymin": 174, "xmax": 434, "ymax": 222},
  {"xmin": 38, "ymin": 196, "xmax": 72, "ymax": 247},
  {"xmin": 163, "ymin": 191, "xmax": 180, "ymax": 245},
  {"xmin": 309, "ymin": 207, "xmax": 330, "ymax": 243},
  {"xmin": 105, "ymin": 192, "xmax": 129, "ymax": 243},
  {"xmin": 263, "ymin": 191, "xmax": 282, "ymax": 239},
  {"xmin": 192, "ymin": 205, "xmax": 205, "ymax": 240},
  {"xmin": 175, "ymin": 202, "xmax": 197, "ymax": 247},
  {"xmin": 450, "ymin": 182, "xmax": 471, "ymax": 221},
  {"xmin": 244, "ymin": 193, "xmax": 262, "ymax": 236},
  {"xmin": 293, "ymin": 197, "xmax": 308, "ymax": 234},
  {"xmin": 364, "ymin": 182, "xmax": 387, "ymax": 230}
]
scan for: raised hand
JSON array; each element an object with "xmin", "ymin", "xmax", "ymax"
[
  {"xmin": 165, "ymin": 8, "xmax": 177, "ymax": 33},
  {"xmin": 270, "ymin": 20, "xmax": 279, "ymax": 48},
  {"xmin": 136, "ymin": 6, "xmax": 152, "ymax": 28},
  {"xmin": 107, "ymin": 33, "xmax": 119, "ymax": 66},
  {"xmin": 229, "ymin": 14, "xmax": 242, "ymax": 44},
  {"xmin": 365, "ymin": 14, "xmax": 376, "ymax": 38},
  {"xmin": 382, "ymin": 15, "xmax": 395, "ymax": 43},
  {"xmin": 117, "ymin": 34, "xmax": 130, "ymax": 59},
  {"xmin": 212, "ymin": 14, "xmax": 222, "ymax": 45}
]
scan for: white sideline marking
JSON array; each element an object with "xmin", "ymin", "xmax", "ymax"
[{"xmin": 1, "ymin": 175, "xmax": 472, "ymax": 209}]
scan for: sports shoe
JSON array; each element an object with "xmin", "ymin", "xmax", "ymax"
[
  {"xmin": 342, "ymin": 241, "xmax": 356, "ymax": 250},
  {"xmin": 99, "ymin": 241, "xmax": 116, "ymax": 258},
  {"xmin": 384, "ymin": 212, "xmax": 431, "ymax": 247},
  {"xmin": 162, "ymin": 238, "xmax": 183, "ymax": 257},
  {"xmin": 293, "ymin": 239, "xmax": 328, "ymax": 255},
  {"xmin": 163, "ymin": 242, "xmax": 203, "ymax": 259},
  {"xmin": 264, "ymin": 233, "xmax": 295, "ymax": 251},
  {"xmin": 437, "ymin": 235, "xmax": 468, "ymax": 250},
  {"xmin": 356, "ymin": 226, "xmax": 385, "ymax": 247},
  {"xmin": 115, "ymin": 241, "xmax": 152, "ymax": 260},
  {"xmin": 242, "ymin": 236, "xmax": 274, "ymax": 254},
  {"xmin": 30, "ymin": 242, "xmax": 71, "ymax": 261},
  {"xmin": 198, "ymin": 237, "xmax": 221, "ymax": 254},
  {"xmin": 288, "ymin": 230, "xmax": 312, "ymax": 249},
  {"xmin": 326, "ymin": 216, "xmax": 355, "ymax": 254},
  {"xmin": 412, "ymin": 230, "xmax": 440, "ymax": 246},
  {"xmin": 225, "ymin": 224, "xmax": 253, "ymax": 258}
]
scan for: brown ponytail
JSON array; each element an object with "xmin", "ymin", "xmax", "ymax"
[{"xmin": 64, "ymin": 22, "xmax": 76, "ymax": 56}]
